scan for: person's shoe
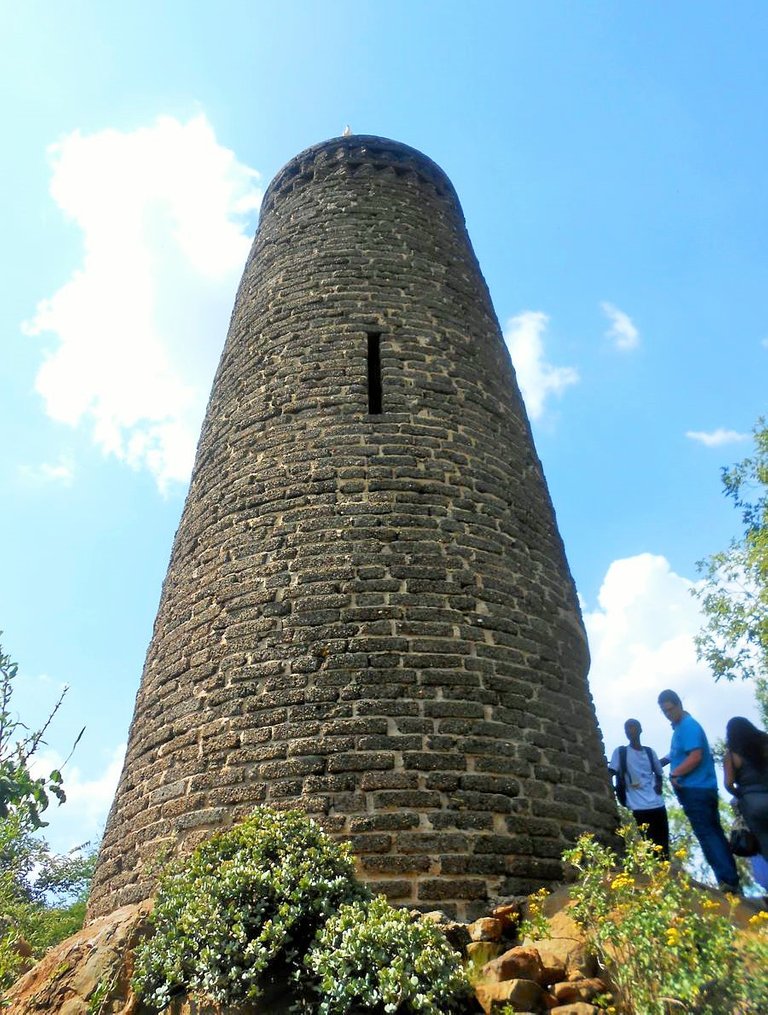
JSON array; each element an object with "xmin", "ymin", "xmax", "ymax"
[{"xmin": 717, "ymin": 881, "xmax": 741, "ymax": 896}]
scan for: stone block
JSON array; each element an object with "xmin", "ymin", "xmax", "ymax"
[
  {"xmin": 481, "ymin": 946, "xmax": 545, "ymax": 985},
  {"xmin": 551, "ymin": 978, "xmax": 607, "ymax": 1004},
  {"xmin": 327, "ymin": 752, "xmax": 395, "ymax": 773},
  {"xmin": 417, "ymin": 878, "xmax": 487, "ymax": 901},
  {"xmin": 466, "ymin": 941, "xmax": 503, "ymax": 966},
  {"xmin": 468, "ymin": 917, "xmax": 504, "ymax": 942},
  {"xmin": 474, "ymin": 978, "xmax": 545, "ymax": 1015}
]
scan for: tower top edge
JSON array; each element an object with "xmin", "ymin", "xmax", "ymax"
[{"xmin": 262, "ymin": 135, "xmax": 463, "ymax": 211}]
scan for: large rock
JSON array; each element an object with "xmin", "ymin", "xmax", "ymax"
[
  {"xmin": 3, "ymin": 902, "xmax": 152, "ymax": 1014},
  {"xmin": 467, "ymin": 941, "xmax": 504, "ymax": 966},
  {"xmin": 468, "ymin": 918, "xmax": 504, "ymax": 942},
  {"xmin": 481, "ymin": 947, "xmax": 545, "ymax": 985},
  {"xmin": 548, "ymin": 1005, "xmax": 600, "ymax": 1015},
  {"xmin": 550, "ymin": 978, "xmax": 606, "ymax": 1004},
  {"xmin": 474, "ymin": 978, "xmax": 545, "ymax": 1014},
  {"xmin": 3, "ymin": 902, "xmax": 295, "ymax": 1015},
  {"xmin": 524, "ymin": 938, "xmax": 596, "ymax": 984}
]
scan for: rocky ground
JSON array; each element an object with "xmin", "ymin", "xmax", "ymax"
[{"xmin": 3, "ymin": 887, "xmax": 763, "ymax": 1014}]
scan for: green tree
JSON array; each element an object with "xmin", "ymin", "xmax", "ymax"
[
  {"xmin": 0, "ymin": 634, "xmax": 82, "ymax": 827},
  {"xmin": 0, "ymin": 633, "xmax": 92, "ymax": 988},
  {"xmin": 693, "ymin": 419, "xmax": 768, "ymax": 723},
  {"xmin": 0, "ymin": 812, "xmax": 96, "ymax": 988}
]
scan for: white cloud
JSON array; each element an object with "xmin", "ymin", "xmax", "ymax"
[
  {"xmin": 23, "ymin": 114, "xmax": 262, "ymax": 493},
  {"xmin": 584, "ymin": 553, "xmax": 761, "ymax": 764},
  {"xmin": 601, "ymin": 301, "xmax": 639, "ymax": 351},
  {"xmin": 31, "ymin": 742, "xmax": 125, "ymax": 854},
  {"xmin": 685, "ymin": 428, "xmax": 750, "ymax": 447},
  {"xmin": 19, "ymin": 454, "xmax": 75, "ymax": 486},
  {"xmin": 503, "ymin": 311, "xmax": 579, "ymax": 420}
]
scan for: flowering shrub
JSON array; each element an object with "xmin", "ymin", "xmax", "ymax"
[
  {"xmin": 304, "ymin": 895, "xmax": 470, "ymax": 1014},
  {"xmin": 563, "ymin": 825, "xmax": 768, "ymax": 1014},
  {"xmin": 740, "ymin": 911, "xmax": 768, "ymax": 1013},
  {"xmin": 517, "ymin": 886, "xmax": 549, "ymax": 942},
  {"xmin": 132, "ymin": 807, "xmax": 365, "ymax": 1010}
]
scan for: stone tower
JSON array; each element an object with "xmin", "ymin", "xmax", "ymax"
[{"xmin": 89, "ymin": 135, "xmax": 616, "ymax": 921}]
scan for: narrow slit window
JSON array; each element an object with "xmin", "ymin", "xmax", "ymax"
[{"xmin": 367, "ymin": 333, "xmax": 383, "ymax": 414}]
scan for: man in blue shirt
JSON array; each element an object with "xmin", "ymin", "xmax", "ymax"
[{"xmin": 657, "ymin": 688, "xmax": 739, "ymax": 893}]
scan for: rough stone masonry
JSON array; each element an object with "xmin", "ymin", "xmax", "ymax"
[{"xmin": 88, "ymin": 135, "xmax": 617, "ymax": 922}]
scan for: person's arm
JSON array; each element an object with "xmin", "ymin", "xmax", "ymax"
[
  {"xmin": 723, "ymin": 749, "xmax": 741, "ymax": 796},
  {"xmin": 650, "ymin": 749, "xmax": 664, "ymax": 793},
  {"xmin": 670, "ymin": 748, "xmax": 703, "ymax": 786}
]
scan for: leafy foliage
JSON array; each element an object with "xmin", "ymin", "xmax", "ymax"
[
  {"xmin": 304, "ymin": 894, "xmax": 470, "ymax": 1015},
  {"xmin": 516, "ymin": 886, "xmax": 549, "ymax": 942},
  {"xmin": 0, "ymin": 812, "xmax": 95, "ymax": 989},
  {"xmin": 740, "ymin": 913, "xmax": 768, "ymax": 1014},
  {"xmin": 132, "ymin": 806, "xmax": 365, "ymax": 1010},
  {"xmin": 133, "ymin": 807, "xmax": 470, "ymax": 1014},
  {"xmin": 564, "ymin": 825, "xmax": 768, "ymax": 1014},
  {"xmin": 0, "ymin": 632, "xmax": 92, "ymax": 989},
  {"xmin": 0, "ymin": 633, "xmax": 82, "ymax": 828},
  {"xmin": 693, "ymin": 419, "xmax": 768, "ymax": 720}
]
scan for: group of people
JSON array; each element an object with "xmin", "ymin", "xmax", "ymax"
[{"xmin": 608, "ymin": 688, "xmax": 768, "ymax": 895}]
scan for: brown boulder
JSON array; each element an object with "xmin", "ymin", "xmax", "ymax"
[
  {"xmin": 528, "ymin": 938, "xmax": 596, "ymax": 981},
  {"xmin": 551, "ymin": 978, "xmax": 606, "ymax": 1004},
  {"xmin": 466, "ymin": 941, "xmax": 503, "ymax": 966},
  {"xmin": 489, "ymin": 902, "xmax": 521, "ymax": 934},
  {"xmin": 468, "ymin": 917, "xmax": 504, "ymax": 942},
  {"xmin": 3, "ymin": 901, "xmax": 153, "ymax": 1014},
  {"xmin": 542, "ymin": 891, "xmax": 583, "ymax": 941},
  {"xmin": 474, "ymin": 978, "xmax": 545, "ymax": 1014},
  {"xmin": 481, "ymin": 946, "xmax": 545, "ymax": 985},
  {"xmin": 548, "ymin": 1005, "xmax": 600, "ymax": 1015}
]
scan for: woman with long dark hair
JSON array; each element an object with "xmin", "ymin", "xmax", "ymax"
[{"xmin": 724, "ymin": 716, "xmax": 768, "ymax": 859}]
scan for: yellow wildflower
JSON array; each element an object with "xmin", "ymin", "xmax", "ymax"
[
  {"xmin": 610, "ymin": 873, "xmax": 634, "ymax": 890},
  {"xmin": 674, "ymin": 847, "xmax": 688, "ymax": 861},
  {"xmin": 749, "ymin": 911, "xmax": 768, "ymax": 928}
]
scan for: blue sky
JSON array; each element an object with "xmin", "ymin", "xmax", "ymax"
[{"xmin": 2, "ymin": 1, "xmax": 766, "ymax": 852}]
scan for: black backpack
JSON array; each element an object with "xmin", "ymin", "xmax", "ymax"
[{"xmin": 614, "ymin": 745, "xmax": 663, "ymax": 807}]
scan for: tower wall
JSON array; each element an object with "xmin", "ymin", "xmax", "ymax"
[{"xmin": 89, "ymin": 136, "xmax": 616, "ymax": 921}]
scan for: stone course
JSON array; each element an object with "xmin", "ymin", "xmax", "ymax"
[{"xmin": 88, "ymin": 135, "xmax": 616, "ymax": 921}]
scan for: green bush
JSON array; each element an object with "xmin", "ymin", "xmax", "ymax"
[
  {"xmin": 0, "ymin": 633, "xmax": 74, "ymax": 829},
  {"xmin": 563, "ymin": 824, "xmax": 768, "ymax": 1014},
  {"xmin": 132, "ymin": 806, "xmax": 365, "ymax": 1010},
  {"xmin": 304, "ymin": 895, "xmax": 470, "ymax": 1015},
  {"xmin": 739, "ymin": 917, "xmax": 768, "ymax": 1013},
  {"xmin": 0, "ymin": 813, "xmax": 94, "ymax": 989}
]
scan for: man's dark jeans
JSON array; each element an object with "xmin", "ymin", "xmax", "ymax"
[
  {"xmin": 632, "ymin": 805, "xmax": 670, "ymax": 859},
  {"xmin": 676, "ymin": 786, "xmax": 739, "ymax": 889}
]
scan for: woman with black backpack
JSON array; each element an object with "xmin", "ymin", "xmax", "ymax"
[{"xmin": 724, "ymin": 716, "xmax": 768, "ymax": 860}]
